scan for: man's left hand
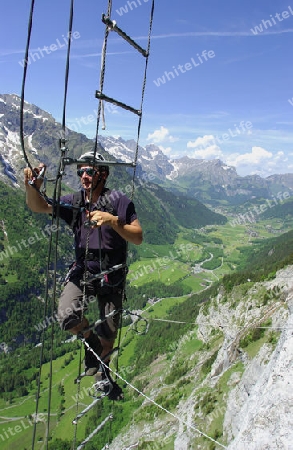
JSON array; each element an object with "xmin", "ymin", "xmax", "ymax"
[{"xmin": 86, "ymin": 210, "xmax": 113, "ymax": 227}]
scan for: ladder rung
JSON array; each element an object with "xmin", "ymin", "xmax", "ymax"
[
  {"xmin": 63, "ymin": 157, "xmax": 136, "ymax": 167},
  {"xmin": 102, "ymin": 14, "xmax": 149, "ymax": 57},
  {"xmin": 96, "ymin": 90, "xmax": 141, "ymax": 116},
  {"xmin": 72, "ymin": 397, "xmax": 102, "ymax": 424},
  {"xmin": 76, "ymin": 414, "xmax": 113, "ymax": 450},
  {"xmin": 80, "ymin": 263, "xmax": 127, "ymax": 285}
]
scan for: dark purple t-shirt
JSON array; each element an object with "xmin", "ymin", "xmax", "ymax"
[{"xmin": 58, "ymin": 189, "xmax": 137, "ymax": 273}]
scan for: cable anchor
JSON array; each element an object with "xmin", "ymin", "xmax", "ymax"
[{"xmin": 59, "ymin": 137, "xmax": 68, "ymax": 154}]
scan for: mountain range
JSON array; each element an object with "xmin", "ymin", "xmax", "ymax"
[
  {"xmin": 1, "ymin": 93, "xmax": 293, "ymax": 208},
  {"xmin": 0, "ymin": 93, "xmax": 226, "ymax": 248}
]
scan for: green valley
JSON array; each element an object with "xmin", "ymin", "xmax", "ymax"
[{"xmin": 1, "ymin": 178, "xmax": 293, "ymax": 449}]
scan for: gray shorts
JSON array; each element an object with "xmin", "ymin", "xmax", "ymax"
[{"xmin": 57, "ymin": 276, "xmax": 124, "ymax": 341}]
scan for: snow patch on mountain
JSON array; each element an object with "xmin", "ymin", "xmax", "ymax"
[
  {"xmin": 106, "ymin": 144, "xmax": 133, "ymax": 162},
  {"xmin": 27, "ymin": 135, "xmax": 38, "ymax": 155},
  {"xmin": 0, "ymin": 154, "xmax": 18, "ymax": 185},
  {"xmin": 166, "ymin": 162, "xmax": 180, "ymax": 180},
  {"xmin": 150, "ymin": 150, "xmax": 159, "ymax": 158},
  {"xmin": 6, "ymin": 128, "xmax": 20, "ymax": 146}
]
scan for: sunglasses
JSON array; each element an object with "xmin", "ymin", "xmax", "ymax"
[{"xmin": 77, "ymin": 168, "xmax": 97, "ymax": 177}]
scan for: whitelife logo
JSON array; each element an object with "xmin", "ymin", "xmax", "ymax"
[
  {"xmin": 250, "ymin": 5, "xmax": 293, "ymax": 35},
  {"xmin": 18, "ymin": 31, "xmax": 81, "ymax": 67},
  {"xmin": 153, "ymin": 50, "xmax": 215, "ymax": 87}
]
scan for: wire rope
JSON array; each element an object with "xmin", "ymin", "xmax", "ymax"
[
  {"xmin": 43, "ymin": 3, "xmax": 75, "ymax": 447},
  {"xmin": 72, "ymin": 1, "xmax": 115, "ymax": 445},
  {"xmin": 18, "ymin": 1, "xmax": 53, "ymax": 448},
  {"xmin": 71, "ymin": 1, "xmax": 155, "ymax": 447},
  {"xmin": 114, "ymin": 0, "xmax": 155, "ymax": 387},
  {"xmin": 131, "ymin": 0, "xmax": 155, "ymax": 191},
  {"xmin": 87, "ymin": 347, "xmax": 228, "ymax": 449},
  {"xmin": 19, "ymin": 0, "xmax": 36, "ymax": 174},
  {"xmin": 44, "ymin": 5, "xmax": 75, "ymax": 447},
  {"xmin": 18, "ymin": 0, "xmax": 75, "ymax": 447}
]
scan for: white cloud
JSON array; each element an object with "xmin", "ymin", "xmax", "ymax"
[
  {"xmin": 275, "ymin": 151, "xmax": 285, "ymax": 159},
  {"xmin": 182, "ymin": 127, "xmax": 293, "ymax": 176},
  {"xmin": 226, "ymin": 146, "xmax": 272, "ymax": 168},
  {"xmin": 147, "ymin": 126, "xmax": 177, "ymax": 143},
  {"xmin": 186, "ymin": 134, "xmax": 223, "ymax": 159},
  {"xmin": 192, "ymin": 145, "xmax": 223, "ymax": 159},
  {"xmin": 158, "ymin": 145, "xmax": 172, "ymax": 155},
  {"xmin": 187, "ymin": 134, "xmax": 216, "ymax": 148}
]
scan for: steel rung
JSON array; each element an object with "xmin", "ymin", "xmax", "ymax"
[
  {"xmin": 80, "ymin": 263, "xmax": 127, "ymax": 285},
  {"xmin": 76, "ymin": 414, "xmax": 113, "ymax": 450},
  {"xmin": 102, "ymin": 14, "xmax": 148, "ymax": 57},
  {"xmin": 63, "ymin": 157, "xmax": 136, "ymax": 167},
  {"xmin": 96, "ymin": 91, "xmax": 141, "ymax": 116},
  {"xmin": 72, "ymin": 396, "xmax": 104, "ymax": 424}
]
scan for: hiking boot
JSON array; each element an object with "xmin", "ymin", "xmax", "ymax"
[
  {"xmin": 84, "ymin": 332, "xmax": 103, "ymax": 376},
  {"xmin": 101, "ymin": 366, "xmax": 124, "ymax": 401},
  {"xmin": 94, "ymin": 364, "xmax": 123, "ymax": 400},
  {"xmin": 108, "ymin": 380, "xmax": 124, "ymax": 401},
  {"xmin": 94, "ymin": 361, "xmax": 109, "ymax": 381}
]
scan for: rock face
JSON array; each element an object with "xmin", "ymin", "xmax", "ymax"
[
  {"xmin": 225, "ymin": 268, "xmax": 293, "ymax": 450},
  {"xmin": 108, "ymin": 267, "xmax": 293, "ymax": 450}
]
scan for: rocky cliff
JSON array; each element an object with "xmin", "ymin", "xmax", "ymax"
[
  {"xmin": 108, "ymin": 266, "xmax": 293, "ymax": 449},
  {"xmin": 225, "ymin": 267, "xmax": 293, "ymax": 450}
]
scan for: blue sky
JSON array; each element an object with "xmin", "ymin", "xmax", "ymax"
[{"xmin": 1, "ymin": 0, "xmax": 293, "ymax": 177}]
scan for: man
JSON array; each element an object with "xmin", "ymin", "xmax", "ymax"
[{"xmin": 24, "ymin": 147, "xmax": 143, "ymax": 398}]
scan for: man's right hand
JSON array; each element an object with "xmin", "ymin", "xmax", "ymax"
[
  {"xmin": 24, "ymin": 163, "xmax": 52, "ymax": 214},
  {"xmin": 24, "ymin": 163, "xmax": 46, "ymax": 189}
]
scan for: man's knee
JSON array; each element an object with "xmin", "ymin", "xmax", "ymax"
[
  {"xmin": 57, "ymin": 301, "xmax": 82, "ymax": 331},
  {"xmin": 58, "ymin": 280, "xmax": 93, "ymax": 330}
]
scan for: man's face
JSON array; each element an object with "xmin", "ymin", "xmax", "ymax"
[{"xmin": 77, "ymin": 165, "xmax": 105, "ymax": 190}]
